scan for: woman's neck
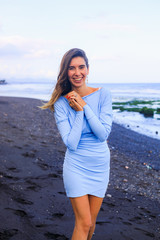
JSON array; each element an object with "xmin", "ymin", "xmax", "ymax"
[{"xmin": 71, "ymin": 85, "xmax": 90, "ymax": 97}]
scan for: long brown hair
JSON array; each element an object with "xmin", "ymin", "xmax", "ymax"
[{"xmin": 41, "ymin": 48, "xmax": 89, "ymax": 111}]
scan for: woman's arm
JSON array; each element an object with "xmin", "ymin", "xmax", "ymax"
[
  {"xmin": 54, "ymin": 100, "xmax": 84, "ymax": 151},
  {"xmin": 83, "ymin": 90, "xmax": 112, "ymax": 141}
]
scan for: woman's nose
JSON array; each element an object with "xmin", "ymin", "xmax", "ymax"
[{"xmin": 75, "ymin": 68, "xmax": 80, "ymax": 75}]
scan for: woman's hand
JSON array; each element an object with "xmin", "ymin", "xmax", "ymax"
[
  {"xmin": 67, "ymin": 91, "xmax": 86, "ymax": 111},
  {"xmin": 68, "ymin": 98, "xmax": 83, "ymax": 111}
]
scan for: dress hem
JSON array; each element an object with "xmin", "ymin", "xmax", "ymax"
[{"xmin": 67, "ymin": 193, "xmax": 105, "ymax": 198}]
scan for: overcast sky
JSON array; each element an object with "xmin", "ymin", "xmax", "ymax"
[{"xmin": 0, "ymin": 0, "xmax": 160, "ymax": 83}]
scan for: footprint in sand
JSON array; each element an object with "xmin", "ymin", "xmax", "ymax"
[
  {"xmin": 58, "ymin": 191, "xmax": 66, "ymax": 195},
  {"xmin": 44, "ymin": 232, "xmax": 69, "ymax": 240},
  {"xmin": 35, "ymin": 224, "xmax": 48, "ymax": 228},
  {"xmin": 104, "ymin": 202, "xmax": 116, "ymax": 207},
  {"xmin": 26, "ymin": 180, "xmax": 41, "ymax": 192},
  {"xmin": 13, "ymin": 197, "xmax": 33, "ymax": 205},
  {"xmin": 22, "ymin": 152, "xmax": 36, "ymax": 158},
  {"xmin": 140, "ymin": 207, "xmax": 151, "ymax": 214},
  {"xmin": 5, "ymin": 139, "xmax": 14, "ymax": 143},
  {"xmin": 96, "ymin": 219, "xmax": 111, "ymax": 225},
  {"xmin": 48, "ymin": 173, "xmax": 60, "ymax": 178},
  {"xmin": 14, "ymin": 145, "xmax": 23, "ymax": 149},
  {"xmin": 5, "ymin": 208, "xmax": 28, "ymax": 217},
  {"xmin": 122, "ymin": 221, "xmax": 132, "ymax": 225},
  {"xmin": 134, "ymin": 227, "xmax": 155, "ymax": 238},
  {"xmin": 34, "ymin": 157, "xmax": 49, "ymax": 170},
  {"xmin": 4, "ymin": 175, "xmax": 19, "ymax": 180},
  {"xmin": 7, "ymin": 167, "xmax": 20, "ymax": 173},
  {"xmin": 0, "ymin": 229, "xmax": 18, "ymax": 239},
  {"xmin": 14, "ymin": 209, "xmax": 28, "ymax": 217},
  {"xmin": 129, "ymin": 216, "xmax": 142, "ymax": 223},
  {"xmin": 52, "ymin": 213, "xmax": 64, "ymax": 218}
]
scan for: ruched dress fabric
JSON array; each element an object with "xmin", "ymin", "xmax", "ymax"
[{"xmin": 54, "ymin": 87, "xmax": 112, "ymax": 198}]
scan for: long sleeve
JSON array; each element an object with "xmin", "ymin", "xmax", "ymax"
[
  {"xmin": 54, "ymin": 100, "xmax": 84, "ymax": 151},
  {"xmin": 83, "ymin": 90, "xmax": 112, "ymax": 141}
]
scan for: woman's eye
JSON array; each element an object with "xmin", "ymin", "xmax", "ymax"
[
  {"xmin": 68, "ymin": 66, "xmax": 74, "ymax": 70},
  {"xmin": 79, "ymin": 65, "xmax": 85, "ymax": 69}
]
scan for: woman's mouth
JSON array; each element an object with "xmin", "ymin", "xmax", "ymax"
[{"xmin": 73, "ymin": 78, "xmax": 83, "ymax": 83}]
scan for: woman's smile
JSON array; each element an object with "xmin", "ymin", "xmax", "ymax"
[
  {"xmin": 68, "ymin": 56, "xmax": 89, "ymax": 88},
  {"xmin": 72, "ymin": 77, "xmax": 83, "ymax": 83}
]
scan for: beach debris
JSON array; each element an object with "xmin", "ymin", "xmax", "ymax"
[
  {"xmin": 155, "ymin": 131, "xmax": 158, "ymax": 135},
  {"xmin": 143, "ymin": 163, "xmax": 152, "ymax": 169},
  {"xmin": 146, "ymin": 165, "xmax": 152, "ymax": 169},
  {"xmin": 106, "ymin": 194, "xmax": 112, "ymax": 198},
  {"xmin": 123, "ymin": 179, "xmax": 128, "ymax": 182}
]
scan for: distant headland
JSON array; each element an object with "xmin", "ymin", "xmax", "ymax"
[{"xmin": 0, "ymin": 79, "xmax": 7, "ymax": 84}]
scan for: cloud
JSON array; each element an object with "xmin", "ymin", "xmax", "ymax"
[
  {"xmin": 25, "ymin": 49, "xmax": 51, "ymax": 59},
  {"xmin": 0, "ymin": 59, "xmax": 57, "ymax": 79},
  {"xmin": 0, "ymin": 36, "xmax": 63, "ymax": 59},
  {"xmin": 79, "ymin": 21, "xmax": 137, "ymax": 32},
  {"xmin": 0, "ymin": 43, "xmax": 27, "ymax": 57},
  {"xmin": 76, "ymin": 14, "xmax": 137, "ymax": 34},
  {"xmin": 0, "ymin": 36, "xmax": 59, "ymax": 78},
  {"xmin": 91, "ymin": 55, "xmax": 121, "ymax": 62}
]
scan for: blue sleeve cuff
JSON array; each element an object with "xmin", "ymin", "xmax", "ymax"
[{"xmin": 83, "ymin": 104, "xmax": 95, "ymax": 120}]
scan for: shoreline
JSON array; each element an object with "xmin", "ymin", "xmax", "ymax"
[
  {"xmin": 1, "ymin": 94, "xmax": 160, "ymax": 141},
  {"xmin": 1, "ymin": 81, "xmax": 160, "ymax": 141},
  {"xmin": 0, "ymin": 96, "xmax": 160, "ymax": 240}
]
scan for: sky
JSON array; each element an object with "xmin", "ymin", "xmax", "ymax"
[{"xmin": 0, "ymin": 0, "xmax": 160, "ymax": 83}]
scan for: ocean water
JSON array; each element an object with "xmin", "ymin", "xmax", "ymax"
[{"xmin": 0, "ymin": 80, "xmax": 160, "ymax": 140}]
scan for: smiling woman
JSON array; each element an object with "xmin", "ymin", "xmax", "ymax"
[
  {"xmin": 68, "ymin": 57, "xmax": 89, "ymax": 88},
  {"xmin": 41, "ymin": 48, "xmax": 112, "ymax": 240}
]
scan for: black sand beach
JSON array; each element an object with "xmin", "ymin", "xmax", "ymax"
[{"xmin": 0, "ymin": 96, "xmax": 160, "ymax": 240}]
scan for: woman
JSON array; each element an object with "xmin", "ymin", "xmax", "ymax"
[{"xmin": 42, "ymin": 48, "xmax": 112, "ymax": 240}]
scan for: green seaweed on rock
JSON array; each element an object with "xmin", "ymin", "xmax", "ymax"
[
  {"xmin": 156, "ymin": 108, "xmax": 160, "ymax": 114},
  {"xmin": 139, "ymin": 107, "xmax": 154, "ymax": 117},
  {"xmin": 112, "ymin": 99, "xmax": 160, "ymax": 118},
  {"xmin": 113, "ymin": 106, "xmax": 157, "ymax": 117}
]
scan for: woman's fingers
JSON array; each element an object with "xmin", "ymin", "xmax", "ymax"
[
  {"xmin": 67, "ymin": 91, "xmax": 79, "ymax": 99},
  {"xmin": 69, "ymin": 99, "xmax": 83, "ymax": 111},
  {"xmin": 67, "ymin": 91, "xmax": 86, "ymax": 109}
]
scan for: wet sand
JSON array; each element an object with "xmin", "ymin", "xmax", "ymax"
[{"xmin": 0, "ymin": 96, "xmax": 160, "ymax": 240}]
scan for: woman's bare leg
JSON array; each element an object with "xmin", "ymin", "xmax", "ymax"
[
  {"xmin": 70, "ymin": 195, "xmax": 92, "ymax": 240},
  {"xmin": 87, "ymin": 195, "xmax": 103, "ymax": 240}
]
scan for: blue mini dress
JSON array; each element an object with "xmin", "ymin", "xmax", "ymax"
[{"xmin": 54, "ymin": 87, "xmax": 112, "ymax": 198}]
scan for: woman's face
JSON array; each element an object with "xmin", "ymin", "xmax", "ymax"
[{"xmin": 68, "ymin": 56, "xmax": 89, "ymax": 88}]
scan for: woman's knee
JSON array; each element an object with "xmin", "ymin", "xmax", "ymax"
[{"xmin": 76, "ymin": 217, "xmax": 92, "ymax": 233}]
